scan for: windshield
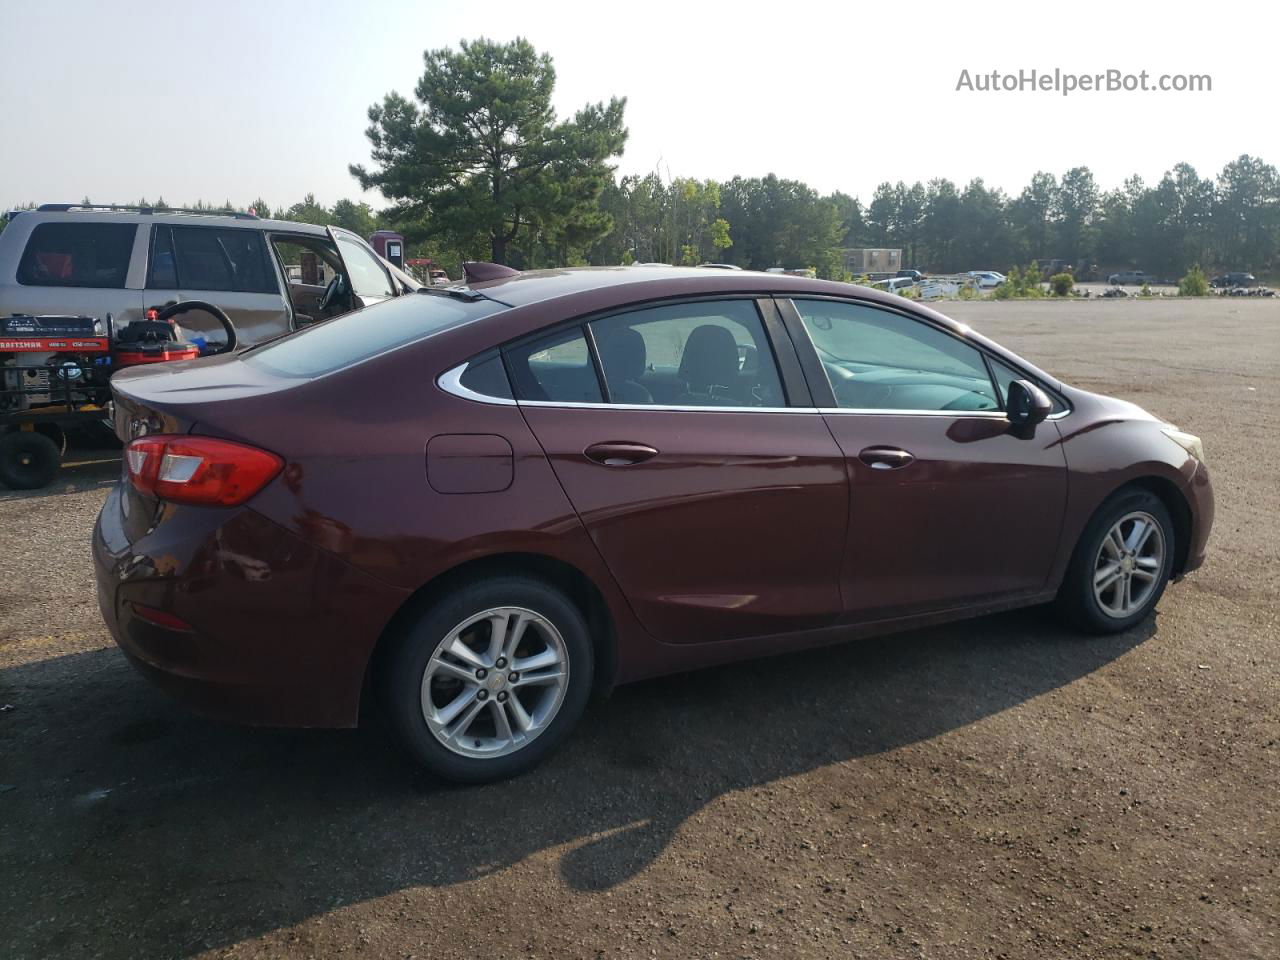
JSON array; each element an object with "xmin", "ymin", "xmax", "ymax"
[{"xmin": 244, "ymin": 293, "xmax": 504, "ymax": 378}]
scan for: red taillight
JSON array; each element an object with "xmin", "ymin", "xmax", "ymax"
[{"xmin": 124, "ymin": 435, "xmax": 283, "ymax": 506}]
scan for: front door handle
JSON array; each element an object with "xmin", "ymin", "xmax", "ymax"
[
  {"xmin": 584, "ymin": 441, "xmax": 659, "ymax": 466},
  {"xmin": 858, "ymin": 446, "xmax": 915, "ymax": 470}
]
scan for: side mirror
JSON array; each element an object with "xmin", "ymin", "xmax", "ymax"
[{"xmin": 1006, "ymin": 378, "xmax": 1053, "ymax": 426}]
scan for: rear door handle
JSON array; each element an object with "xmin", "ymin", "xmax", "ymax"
[
  {"xmin": 858, "ymin": 446, "xmax": 915, "ymax": 470},
  {"xmin": 584, "ymin": 442, "xmax": 659, "ymax": 466}
]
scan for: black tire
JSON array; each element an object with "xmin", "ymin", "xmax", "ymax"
[
  {"xmin": 380, "ymin": 575, "xmax": 594, "ymax": 783},
  {"xmin": 0, "ymin": 430, "xmax": 62, "ymax": 490},
  {"xmin": 1056, "ymin": 488, "xmax": 1175, "ymax": 633}
]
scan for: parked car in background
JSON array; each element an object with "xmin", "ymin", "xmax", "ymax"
[
  {"xmin": 696, "ymin": 263, "xmax": 743, "ymax": 270},
  {"xmin": 895, "ymin": 269, "xmax": 924, "ymax": 282},
  {"xmin": 1107, "ymin": 270, "xmax": 1151, "ymax": 286},
  {"xmin": 1210, "ymin": 272, "xmax": 1257, "ymax": 288},
  {"xmin": 95, "ymin": 265, "xmax": 1212, "ymax": 782},
  {"xmin": 0, "ymin": 204, "xmax": 417, "ymax": 348},
  {"xmin": 871, "ymin": 276, "xmax": 916, "ymax": 292},
  {"xmin": 967, "ymin": 270, "xmax": 1006, "ymax": 289}
]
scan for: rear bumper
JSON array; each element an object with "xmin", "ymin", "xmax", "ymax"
[
  {"xmin": 93, "ymin": 484, "xmax": 408, "ymax": 727},
  {"xmin": 1178, "ymin": 461, "xmax": 1214, "ymax": 577}
]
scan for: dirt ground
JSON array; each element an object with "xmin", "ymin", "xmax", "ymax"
[{"xmin": 1, "ymin": 298, "xmax": 1276, "ymax": 960}]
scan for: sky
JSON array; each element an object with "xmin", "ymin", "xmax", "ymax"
[{"xmin": 2, "ymin": 0, "xmax": 1277, "ymax": 212}]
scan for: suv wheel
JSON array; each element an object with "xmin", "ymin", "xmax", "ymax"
[
  {"xmin": 381, "ymin": 576, "xmax": 593, "ymax": 782},
  {"xmin": 1057, "ymin": 489, "xmax": 1174, "ymax": 633}
]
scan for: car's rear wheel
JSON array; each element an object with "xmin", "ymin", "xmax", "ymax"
[
  {"xmin": 1057, "ymin": 489, "xmax": 1174, "ymax": 633},
  {"xmin": 381, "ymin": 576, "xmax": 593, "ymax": 782}
]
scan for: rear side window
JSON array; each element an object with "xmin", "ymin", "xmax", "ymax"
[
  {"xmin": 589, "ymin": 299, "xmax": 785, "ymax": 407},
  {"xmin": 458, "ymin": 353, "xmax": 513, "ymax": 400},
  {"xmin": 17, "ymin": 222, "xmax": 137, "ymax": 288},
  {"xmin": 505, "ymin": 327, "xmax": 603, "ymax": 404},
  {"xmin": 148, "ymin": 225, "xmax": 178, "ymax": 287},
  {"xmin": 244, "ymin": 293, "xmax": 505, "ymax": 378},
  {"xmin": 162, "ymin": 226, "xmax": 277, "ymax": 294}
]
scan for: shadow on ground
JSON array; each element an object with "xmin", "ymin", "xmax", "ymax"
[{"xmin": 0, "ymin": 608, "xmax": 1151, "ymax": 958}]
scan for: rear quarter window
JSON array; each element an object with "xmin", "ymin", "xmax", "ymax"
[
  {"xmin": 243, "ymin": 293, "xmax": 504, "ymax": 378},
  {"xmin": 16, "ymin": 222, "xmax": 137, "ymax": 288}
]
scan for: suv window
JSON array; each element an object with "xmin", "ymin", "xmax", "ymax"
[
  {"xmin": 589, "ymin": 299, "xmax": 785, "ymax": 407},
  {"xmin": 158, "ymin": 225, "xmax": 277, "ymax": 294},
  {"xmin": 334, "ymin": 233, "xmax": 394, "ymax": 299},
  {"xmin": 505, "ymin": 326, "xmax": 603, "ymax": 404},
  {"xmin": 793, "ymin": 299, "xmax": 999, "ymax": 412},
  {"xmin": 17, "ymin": 222, "xmax": 137, "ymax": 288}
]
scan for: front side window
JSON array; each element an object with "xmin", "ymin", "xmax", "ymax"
[
  {"xmin": 589, "ymin": 299, "xmax": 785, "ymax": 407},
  {"xmin": 987, "ymin": 355, "xmax": 1065, "ymax": 414},
  {"xmin": 793, "ymin": 299, "xmax": 998, "ymax": 412},
  {"xmin": 17, "ymin": 222, "xmax": 137, "ymax": 289},
  {"xmin": 169, "ymin": 226, "xmax": 277, "ymax": 294},
  {"xmin": 335, "ymin": 234, "xmax": 394, "ymax": 299},
  {"xmin": 505, "ymin": 327, "xmax": 603, "ymax": 404}
]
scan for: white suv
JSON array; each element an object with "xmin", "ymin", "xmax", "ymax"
[{"xmin": 0, "ymin": 204, "xmax": 419, "ymax": 347}]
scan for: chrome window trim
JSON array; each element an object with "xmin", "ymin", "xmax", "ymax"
[
  {"xmin": 517, "ymin": 399, "xmax": 808, "ymax": 413},
  {"xmin": 440, "ymin": 360, "xmax": 1073, "ymax": 420},
  {"xmin": 437, "ymin": 361, "xmax": 517, "ymax": 406},
  {"xmin": 817, "ymin": 407, "xmax": 1004, "ymax": 418}
]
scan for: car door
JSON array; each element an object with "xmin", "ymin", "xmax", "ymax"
[
  {"xmin": 326, "ymin": 227, "xmax": 397, "ymax": 310},
  {"xmin": 779, "ymin": 297, "xmax": 1068, "ymax": 623},
  {"xmin": 155, "ymin": 223, "xmax": 290, "ymax": 347},
  {"xmin": 507, "ymin": 297, "xmax": 849, "ymax": 645}
]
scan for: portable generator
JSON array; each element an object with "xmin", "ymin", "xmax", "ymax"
[
  {"xmin": 0, "ymin": 300, "xmax": 237, "ymax": 414},
  {"xmin": 0, "ymin": 313, "xmax": 113, "ymax": 412},
  {"xmin": 0, "ymin": 301, "xmax": 238, "ymax": 489}
]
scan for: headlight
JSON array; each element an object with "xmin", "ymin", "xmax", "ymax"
[{"xmin": 1162, "ymin": 426, "xmax": 1205, "ymax": 463}]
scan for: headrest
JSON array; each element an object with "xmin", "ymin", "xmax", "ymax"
[
  {"xmin": 678, "ymin": 324, "xmax": 739, "ymax": 391},
  {"xmin": 597, "ymin": 326, "xmax": 647, "ymax": 383}
]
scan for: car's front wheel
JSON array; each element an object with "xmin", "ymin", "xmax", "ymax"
[
  {"xmin": 381, "ymin": 576, "xmax": 593, "ymax": 782},
  {"xmin": 1057, "ymin": 489, "xmax": 1175, "ymax": 633}
]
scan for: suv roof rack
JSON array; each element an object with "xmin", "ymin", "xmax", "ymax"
[{"xmin": 35, "ymin": 203, "xmax": 259, "ymax": 220}]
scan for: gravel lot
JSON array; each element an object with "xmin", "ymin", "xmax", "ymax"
[{"xmin": 1, "ymin": 298, "xmax": 1276, "ymax": 960}]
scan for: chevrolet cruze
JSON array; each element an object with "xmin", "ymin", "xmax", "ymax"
[{"xmin": 93, "ymin": 265, "xmax": 1213, "ymax": 782}]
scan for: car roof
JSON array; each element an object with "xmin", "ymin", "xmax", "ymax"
[
  {"xmin": 13, "ymin": 209, "xmax": 333, "ymax": 236},
  {"xmin": 462, "ymin": 264, "xmax": 907, "ymax": 309}
]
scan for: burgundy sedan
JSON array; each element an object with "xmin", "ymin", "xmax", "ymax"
[{"xmin": 93, "ymin": 266, "xmax": 1213, "ymax": 782}]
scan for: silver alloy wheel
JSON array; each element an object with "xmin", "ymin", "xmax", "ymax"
[
  {"xmin": 420, "ymin": 606, "xmax": 570, "ymax": 760},
  {"xmin": 1092, "ymin": 510, "xmax": 1165, "ymax": 619}
]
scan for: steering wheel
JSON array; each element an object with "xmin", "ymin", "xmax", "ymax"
[{"xmin": 317, "ymin": 273, "xmax": 347, "ymax": 313}]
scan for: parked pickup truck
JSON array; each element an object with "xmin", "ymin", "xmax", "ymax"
[{"xmin": 1210, "ymin": 272, "xmax": 1257, "ymax": 288}]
